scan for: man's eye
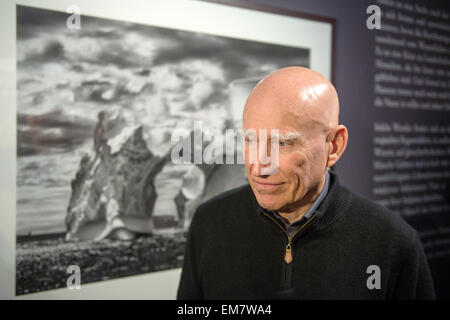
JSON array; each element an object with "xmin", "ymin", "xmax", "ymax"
[{"xmin": 279, "ymin": 140, "xmax": 288, "ymax": 147}]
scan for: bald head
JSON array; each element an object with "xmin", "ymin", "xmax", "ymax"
[{"xmin": 243, "ymin": 66, "xmax": 339, "ymax": 135}]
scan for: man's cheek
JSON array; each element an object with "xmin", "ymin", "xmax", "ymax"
[
  {"xmin": 285, "ymin": 152, "xmax": 306, "ymax": 170},
  {"xmin": 245, "ymin": 164, "xmax": 253, "ymax": 178}
]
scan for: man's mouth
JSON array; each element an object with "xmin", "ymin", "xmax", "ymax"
[{"xmin": 253, "ymin": 180, "xmax": 284, "ymax": 192}]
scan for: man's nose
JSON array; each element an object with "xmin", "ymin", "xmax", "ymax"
[
  {"xmin": 251, "ymin": 142, "xmax": 278, "ymax": 176},
  {"xmin": 252, "ymin": 162, "xmax": 272, "ymax": 177}
]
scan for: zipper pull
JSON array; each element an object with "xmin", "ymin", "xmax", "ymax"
[{"xmin": 284, "ymin": 240, "xmax": 292, "ymax": 264}]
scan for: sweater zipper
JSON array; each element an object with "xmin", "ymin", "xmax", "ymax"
[
  {"xmin": 262, "ymin": 211, "xmax": 317, "ymax": 289},
  {"xmin": 262, "ymin": 212, "xmax": 316, "ymax": 264}
]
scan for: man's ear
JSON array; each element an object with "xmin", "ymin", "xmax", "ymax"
[{"xmin": 327, "ymin": 125, "xmax": 348, "ymax": 168}]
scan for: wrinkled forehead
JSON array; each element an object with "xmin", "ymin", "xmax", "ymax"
[
  {"xmin": 242, "ymin": 99, "xmax": 322, "ymax": 138},
  {"xmin": 242, "ymin": 67, "xmax": 338, "ymax": 137}
]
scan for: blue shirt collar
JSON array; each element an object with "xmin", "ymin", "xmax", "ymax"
[
  {"xmin": 303, "ymin": 169, "xmax": 330, "ymax": 220},
  {"xmin": 266, "ymin": 170, "xmax": 331, "ymax": 231}
]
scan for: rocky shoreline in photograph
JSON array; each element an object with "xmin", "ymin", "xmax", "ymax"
[{"xmin": 16, "ymin": 232, "xmax": 186, "ymax": 295}]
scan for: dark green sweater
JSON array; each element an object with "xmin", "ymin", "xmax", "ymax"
[{"xmin": 177, "ymin": 172, "xmax": 435, "ymax": 299}]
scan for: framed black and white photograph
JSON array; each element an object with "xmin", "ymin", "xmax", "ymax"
[{"xmin": 0, "ymin": 0, "xmax": 334, "ymax": 298}]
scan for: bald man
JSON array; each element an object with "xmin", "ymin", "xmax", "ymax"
[{"xmin": 177, "ymin": 67, "xmax": 435, "ymax": 300}]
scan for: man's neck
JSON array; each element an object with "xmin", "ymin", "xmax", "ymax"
[{"xmin": 277, "ymin": 173, "xmax": 328, "ymax": 224}]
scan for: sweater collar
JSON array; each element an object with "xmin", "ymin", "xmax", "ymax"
[{"xmin": 311, "ymin": 170, "xmax": 349, "ymax": 231}]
